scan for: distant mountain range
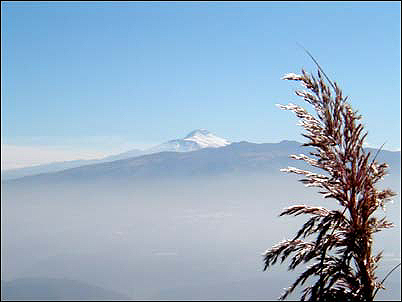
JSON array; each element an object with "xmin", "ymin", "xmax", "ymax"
[
  {"xmin": 1, "ymin": 129, "xmax": 230, "ymax": 180},
  {"xmin": 3, "ymin": 137, "xmax": 400, "ymax": 185},
  {"xmin": 1, "ymin": 277, "xmax": 131, "ymax": 300}
]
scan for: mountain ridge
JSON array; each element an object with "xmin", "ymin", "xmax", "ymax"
[
  {"xmin": 1, "ymin": 129, "xmax": 228, "ymax": 180},
  {"xmin": 4, "ymin": 140, "xmax": 399, "ymax": 185}
]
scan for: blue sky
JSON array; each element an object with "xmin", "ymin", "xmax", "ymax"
[{"xmin": 1, "ymin": 1, "xmax": 401, "ymax": 169}]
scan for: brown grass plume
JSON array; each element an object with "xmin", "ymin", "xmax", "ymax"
[{"xmin": 262, "ymin": 67, "xmax": 398, "ymax": 301}]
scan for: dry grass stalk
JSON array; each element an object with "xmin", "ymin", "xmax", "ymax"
[{"xmin": 262, "ymin": 68, "xmax": 397, "ymax": 301}]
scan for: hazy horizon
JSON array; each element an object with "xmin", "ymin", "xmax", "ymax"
[{"xmin": 2, "ymin": 132, "xmax": 401, "ymax": 171}]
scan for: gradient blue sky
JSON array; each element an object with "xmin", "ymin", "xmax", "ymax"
[{"xmin": 1, "ymin": 1, "xmax": 401, "ymax": 169}]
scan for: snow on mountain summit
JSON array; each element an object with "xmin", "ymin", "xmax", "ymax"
[
  {"xmin": 183, "ymin": 129, "xmax": 231, "ymax": 148},
  {"xmin": 148, "ymin": 129, "xmax": 231, "ymax": 153}
]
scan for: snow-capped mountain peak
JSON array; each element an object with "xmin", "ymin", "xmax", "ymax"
[
  {"xmin": 183, "ymin": 129, "xmax": 230, "ymax": 148},
  {"xmin": 148, "ymin": 129, "xmax": 231, "ymax": 153}
]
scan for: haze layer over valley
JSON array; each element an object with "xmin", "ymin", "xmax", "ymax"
[{"xmin": 2, "ymin": 131, "xmax": 400, "ymax": 300}]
